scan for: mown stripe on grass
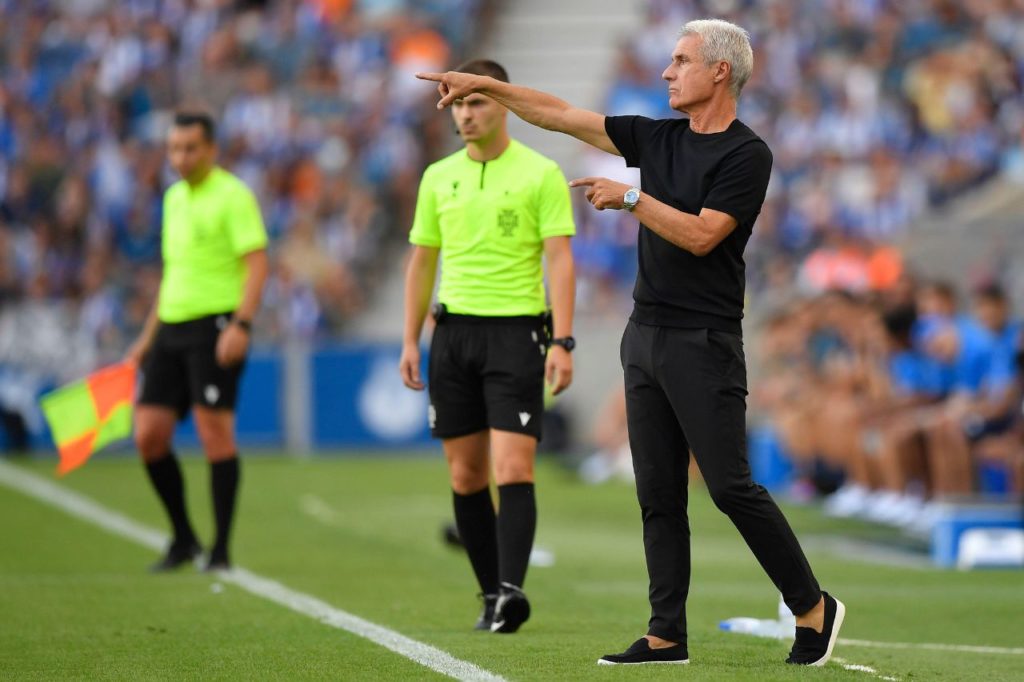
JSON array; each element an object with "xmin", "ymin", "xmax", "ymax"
[
  {"xmin": 840, "ymin": 637, "xmax": 1024, "ymax": 656},
  {"xmin": 0, "ymin": 460, "xmax": 505, "ymax": 682}
]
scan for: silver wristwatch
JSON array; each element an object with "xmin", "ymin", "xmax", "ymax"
[{"xmin": 622, "ymin": 187, "xmax": 641, "ymax": 211}]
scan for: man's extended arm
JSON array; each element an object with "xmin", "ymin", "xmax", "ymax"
[{"xmin": 417, "ymin": 71, "xmax": 620, "ymax": 157}]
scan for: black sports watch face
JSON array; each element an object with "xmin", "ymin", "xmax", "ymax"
[{"xmin": 551, "ymin": 336, "xmax": 576, "ymax": 352}]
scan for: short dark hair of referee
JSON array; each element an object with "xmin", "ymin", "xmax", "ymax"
[
  {"xmin": 125, "ymin": 110, "xmax": 269, "ymax": 573},
  {"xmin": 400, "ymin": 59, "xmax": 577, "ymax": 634},
  {"xmin": 417, "ymin": 19, "xmax": 846, "ymax": 667}
]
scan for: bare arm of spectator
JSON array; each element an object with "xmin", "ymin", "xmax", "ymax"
[
  {"xmin": 543, "ymin": 235, "xmax": 574, "ymax": 396},
  {"xmin": 216, "ymin": 249, "xmax": 268, "ymax": 368},
  {"xmin": 416, "ymin": 71, "xmax": 619, "ymax": 156},
  {"xmin": 399, "ymin": 245, "xmax": 439, "ymax": 390}
]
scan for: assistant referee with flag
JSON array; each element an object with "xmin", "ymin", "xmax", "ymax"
[
  {"xmin": 125, "ymin": 111, "xmax": 268, "ymax": 572},
  {"xmin": 400, "ymin": 59, "xmax": 576, "ymax": 634}
]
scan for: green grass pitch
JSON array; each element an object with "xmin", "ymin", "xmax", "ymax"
[{"xmin": 1, "ymin": 454, "xmax": 1022, "ymax": 680}]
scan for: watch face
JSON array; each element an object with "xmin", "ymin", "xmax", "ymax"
[
  {"xmin": 555, "ymin": 337, "xmax": 576, "ymax": 351},
  {"xmin": 625, "ymin": 189, "xmax": 640, "ymax": 205}
]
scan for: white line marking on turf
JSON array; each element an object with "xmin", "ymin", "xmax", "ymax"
[
  {"xmin": 839, "ymin": 637, "xmax": 1024, "ymax": 656},
  {"xmin": 0, "ymin": 461, "xmax": 505, "ymax": 682},
  {"xmin": 833, "ymin": 656, "xmax": 899, "ymax": 681}
]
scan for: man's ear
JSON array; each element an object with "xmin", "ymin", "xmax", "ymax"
[{"xmin": 714, "ymin": 60, "xmax": 731, "ymax": 83}]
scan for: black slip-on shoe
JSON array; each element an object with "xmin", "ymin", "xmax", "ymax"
[
  {"xmin": 475, "ymin": 593, "xmax": 498, "ymax": 631},
  {"xmin": 150, "ymin": 540, "xmax": 201, "ymax": 573},
  {"xmin": 786, "ymin": 591, "xmax": 846, "ymax": 666},
  {"xmin": 490, "ymin": 582, "xmax": 530, "ymax": 633},
  {"xmin": 598, "ymin": 638, "xmax": 689, "ymax": 665}
]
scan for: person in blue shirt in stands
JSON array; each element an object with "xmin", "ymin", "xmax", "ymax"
[
  {"xmin": 923, "ymin": 283, "xmax": 1022, "ymax": 497},
  {"xmin": 863, "ymin": 280, "xmax": 1011, "ymax": 527}
]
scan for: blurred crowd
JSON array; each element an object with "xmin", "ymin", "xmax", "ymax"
[
  {"xmin": 753, "ymin": 277, "xmax": 1024, "ymax": 525},
  {"xmin": 578, "ymin": 277, "xmax": 1024, "ymax": 509},
  {"xmin": 0, "ymin": 0, "xmax": 486, "ymax": 355},
  {"xmin": 573, "ymin": 0, "xmax": 1024, "ymax": 510},
  {"xmin": 575, "ymin": 0, "xmax": 1024, "ymax": 301},
  {"xmin": 0, "ymin": 0, "xmax": 488, "ymax": 448}
]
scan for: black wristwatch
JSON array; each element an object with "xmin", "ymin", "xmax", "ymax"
[
  {"xmin": 232, "ymin": 317, "xmax": 253, "ymax": 333},
  {"xmin": 549, "ymin": 336, "xmax": 576, "ymax": 352}
]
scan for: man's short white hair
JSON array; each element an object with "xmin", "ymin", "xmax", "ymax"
[{"xmin": 679, "ymin": 19, "xmax": 754, "ymax": 99}]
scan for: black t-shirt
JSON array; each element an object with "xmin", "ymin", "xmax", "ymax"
[{"xmin": 605, "ymin": 116, "xmax": 772, "ymax": 334}]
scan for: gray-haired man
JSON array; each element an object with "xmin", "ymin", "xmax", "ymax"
[{"xmin": 418, "ymin": 18, "xmax": 844, "ymax": 666}]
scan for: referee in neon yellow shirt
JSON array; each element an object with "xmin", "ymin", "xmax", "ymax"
[
  {"xmin": 400, "ymin": 60, "xmax": 576, "ymax": 634},
  {"xmin": 125, "ymin": 111, "xmax": 269, "ymax": 572}
]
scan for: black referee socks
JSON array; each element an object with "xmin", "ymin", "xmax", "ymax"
[
  {"xmin": 497, "ymin": 482, "xmax": 536, "ymax": 590},
  {"xmin": 209, "ymin": 457, "xmax": 240, "ymax": 565},
  {"xmin": 453, "ymin": 487, "xmax": 500, "ymax": 596},
  {"xmin": 144, "ymin": 452, "xmax": 198, "ymax": 548}
]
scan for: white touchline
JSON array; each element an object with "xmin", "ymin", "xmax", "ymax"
[{"xmin": 0, "ymin": 461, "xmax": 506, "ymax": 682}]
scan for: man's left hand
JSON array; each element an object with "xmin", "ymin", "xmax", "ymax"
[
  {"xmin": 569, "ymin": 177, "xmax": 631, "ymax": 211},
  {"xmin": 216, "ymin": 323, "xmax": 250, "ymax": 368},
  {"xmin": 546, "ymin": 345, "xmax": 573, "ymax": 396}
]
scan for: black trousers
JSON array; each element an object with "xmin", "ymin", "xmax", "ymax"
[{"xmin": 620, "ymin": 320, "xmax": 821, "ymax": 643}]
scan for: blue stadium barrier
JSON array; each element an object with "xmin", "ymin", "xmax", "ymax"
[
  {"xmin": 310, "ymin": 344, "xmax": 431, "ymax": 448},
  {"xmin": 930, "ymin": 502, "xmax": 1024, "ymax": 567},
  {"xmin": 748, "ymin": 424, "xmax": 794, "ymax": 492},
  {"xmin": 13, "ymin": 344, "xmax": 435, "ymax": 456},
  {"xmin": 174, "ymin": 350, "xmax": 284, "ymax": 447},
  {"xmin": 172, "ymin": 344, "xmax": 432, "ymax": 450}
]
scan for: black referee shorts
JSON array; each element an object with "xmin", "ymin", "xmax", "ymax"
[
  {"xmin": 428, "ymin": 313, "xmax": 548, "ymax": 440},
  {"xmin": 138, "ymin": 312, "xmax": 246, "ymax": 418}
]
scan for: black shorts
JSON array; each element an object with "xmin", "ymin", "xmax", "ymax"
[
  {"xmin": 138, "ymin": 312, "xmax": 246, "ymax": 418},
  {"xmin": 428, "ymin": 313, "xmax": 548, "ymax": 440}
]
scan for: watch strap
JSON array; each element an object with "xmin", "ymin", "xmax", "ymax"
[{"xmin": 550, "ymin": 336, "xmax": 576, "ymax": 352}]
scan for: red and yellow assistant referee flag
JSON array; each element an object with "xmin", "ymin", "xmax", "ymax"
[{"xmin": 39, "ymin": 363, "xmax": 136, "ymax": 475}]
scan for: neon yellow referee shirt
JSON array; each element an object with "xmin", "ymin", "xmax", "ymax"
[
  {"xmin": 409, "ymin": 140, "xmax": 575, "ymax": 316},
  {"xmin": 158, "ymin": 167, "xmax": 268, "ymax": 323}
]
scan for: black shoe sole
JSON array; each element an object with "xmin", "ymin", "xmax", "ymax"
[{"xmin": 490, "ymin": 597, "xmax": 530, "ymax": 633}]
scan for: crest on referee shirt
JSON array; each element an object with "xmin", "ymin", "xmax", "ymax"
[{"xmin": 497, "ymin": 208, "xmax": 518, "ymax": 237}]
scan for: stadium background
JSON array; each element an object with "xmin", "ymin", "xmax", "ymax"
[
  {"xmin": 4, "ymin": 0, "xmax": 1024, "ymax": 448},
  {"xmin": 1, "ymin": 1, "xmax": 1023, "ymax": 679}
]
